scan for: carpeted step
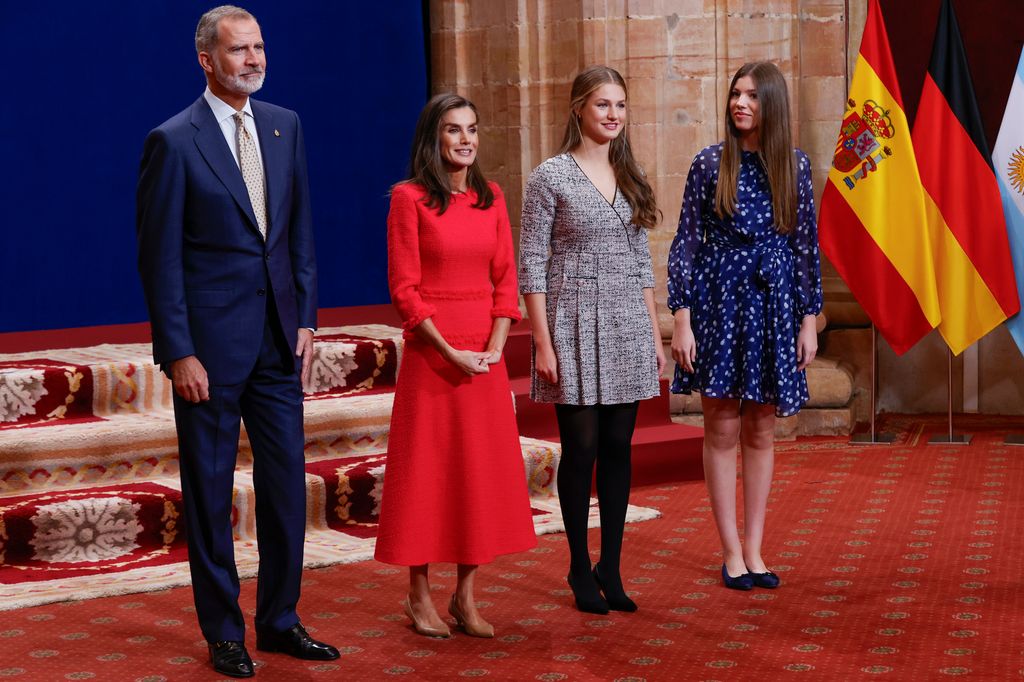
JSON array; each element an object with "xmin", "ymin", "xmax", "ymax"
[
  {"xmin": 631, "ymin": 422, "xmax": 705, "ymax": 485},
  {"xmin": 634, "ymin": 380, "xmax": 705, "ymax": 483},
  {"xmin": 0, "ymin": 439, "xmax": 562, "ymax": 574},
  {"xmin": 503, "ymin": 321, "xmax": 533, "ymax": 379},
  {"xmin": 511, "ymin": 376, "xmax": 560, "ymax": 440},
  {"xmin": 305, "ymin": 437, "xmax": 560, "ymax": 537},
  {"xmin": 0, "ymin": 436, "xmax": 595, "ymax": 611},
  {"xmin": 0, "ymin": 325, "xmax": 401, "ymax": 429},
  {"xmin": 512, "ymin": 375, "xmax": 705, "ymax": 485},
  {"xmin": 0, "ymin": 325, "xmax": 404, "ymax": 494},
  {"xmin": 636, "ymin": 378, "xmax": 676, "ymax": 427},
  {"xmin": 0, "ymin": 391, "xmax": 397, "ymax": 494}
]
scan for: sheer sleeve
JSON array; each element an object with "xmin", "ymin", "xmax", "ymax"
[
  {"xmin": 790, "ymin": 150, "xmax": 823, "ymax": 317},
  {"xmin": 667, "ymin": 154, "xmax": 709, "ymax": 312},
  {"xmin": 489, "ymin": 184, "xmax": 522, "ymax": 320},
  {"xmin": 519, "ymin": 165, "xmax": 556, "ymax": 294},
  {"xmin": 387, "ymin": 184, "xmax": 437, "ymax": 331}
]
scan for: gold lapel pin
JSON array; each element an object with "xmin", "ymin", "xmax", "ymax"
[{"xmin": 274, "ymin": 129, "xmax": 281, "ymax": 137}]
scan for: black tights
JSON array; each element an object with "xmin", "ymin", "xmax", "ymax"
[{"xmin": 555, "ymin": 402, "xmax": 639, "ymax": 580}]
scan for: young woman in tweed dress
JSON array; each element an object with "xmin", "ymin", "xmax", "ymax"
[{"xmin": 519, "ymin": 66, "xmax": 665, "ymax": 614}]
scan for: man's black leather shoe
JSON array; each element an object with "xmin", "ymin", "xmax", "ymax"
[
  {"xmin": 256, "ymin": 622, "xmax": 340, "ymax": 660},
  {"xmin": 208, "ymin": 640, "xmax": 254, "ymax": 678}
]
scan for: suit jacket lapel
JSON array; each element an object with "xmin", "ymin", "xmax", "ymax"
[
  {"xmin": 252, "ymin": 101, "xmax": 288, "ymax": 248},
  {"xmin": 190, "ymin": 97, "xmax": 261, "ymax": 235}
]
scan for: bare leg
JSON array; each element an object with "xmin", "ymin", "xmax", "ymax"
[
  {"xmin": 452, "ymin": 564, "xmax": 493, "ymax": 637},
  {"xmin": 701, "ymin": 395, "xmax": 744, "ymax": 577},
  {"xmin": 454, "ymin": 564, "xmax": 479, "ymax": 613},
  {"xmin": 739, "ymin": 400, "xmax": 776, "ymax": 574},
  {"xmin": 407, "ymin": 564, "xmax": 446, "ymax": 631}
]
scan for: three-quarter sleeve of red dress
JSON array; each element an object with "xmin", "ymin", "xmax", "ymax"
[
  {"xmin": 489, "ymin": 184, "xmax": 523, "ymax": 321},
  {"xmin": 387, "ymin": 184, "xmax": 437, "ymax": 331}
]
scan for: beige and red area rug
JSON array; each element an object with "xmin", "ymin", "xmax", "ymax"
[
  {"xmin": 0, "ymin": 453, "xmax": 658, "ymax": 611},
  {"xmin": 0, "ymin": 325, "xmax": 660, "ymax": 611},
  {"xmin": 0, "ymin": 325, "xmax": 401, "ymax": 432}
]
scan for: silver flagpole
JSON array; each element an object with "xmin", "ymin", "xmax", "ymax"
[
  {"xmin": 928, "ymin": 347, "xmax": 972, "ymax": 444},
  {"xmin": 851, "ymin": 325, "xmax": 894, "ymax": 444}
]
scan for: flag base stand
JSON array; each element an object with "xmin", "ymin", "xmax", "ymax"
[
  {"xmin": 850, "ymin": 429, "xmax": 896, "ymax": 445},
  {"xmin": 1004, "ymin": 434, "xmax": 1024, "ymax": 446},
  {"xmin": 927, "ymin": 432, "xmax": 973, "ymax": 445},
  {"xmin": 850, "ymin": 326, "xmax": 896, "ymax": 445},
  {"xmin": 927, "ymin": 349, "xmax": 972, "ymax": 446}
]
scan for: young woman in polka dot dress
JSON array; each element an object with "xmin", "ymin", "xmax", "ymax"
[{"xmin": 667, "ymin": 61, "xmax": 823, "ymax": 590}]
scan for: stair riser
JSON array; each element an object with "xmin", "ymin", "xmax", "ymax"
[
  {"xmin": 0, "ymin": 442, "xmax": 559, "ymax": 574},
  {"xmin": 0, "ymin": 329, "xmax": 400, "ymax": 429},
  {"xmin": 503, "ymin": 324, "xmax": 533, "ymax": 378},
  {"xmin": 0, "ymin": 396, "xmax": 395, "ymax": 494},
  {"xmin": 630, "ymin": 441, "xmax": 704, "ymax": 487}
]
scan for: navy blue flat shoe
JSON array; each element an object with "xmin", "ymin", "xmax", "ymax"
[
  {"xmin": 749, "ymin": 570, "xmax": 780, "ymax": 589},
  {"xmin": 721, "ymin": 564, "xmax": 754, "ymax": 591}
]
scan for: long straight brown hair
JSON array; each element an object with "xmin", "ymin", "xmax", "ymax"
[
  {"xmin": 714, "ymin": 61, "xmax": 797, "ymax": 234},
  {"xmin": 402, "ymin": 93, "xmax": 494, "ymax": 214},
  {"xmin": 558, "ymin": 66, "xmax": 661, "ymax": 230}
]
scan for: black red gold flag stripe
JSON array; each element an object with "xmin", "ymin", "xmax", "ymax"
[{"xmin": 911, "ymin": 0, "xmax": 1019, "ymax": 354}]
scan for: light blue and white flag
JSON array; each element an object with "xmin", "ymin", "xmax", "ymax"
[{"xmin": 993, "ymin": 46, "xmax": 1024, "ymax": 356}]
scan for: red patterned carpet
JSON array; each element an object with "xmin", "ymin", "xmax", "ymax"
[{"xmin": 2, "ymin": 415, "xmax": 1022, "ymax": 680}]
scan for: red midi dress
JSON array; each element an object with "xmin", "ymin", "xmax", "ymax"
[{"xmin": 373, "ymin": 181, "xmax": 537, "ymax": 566}]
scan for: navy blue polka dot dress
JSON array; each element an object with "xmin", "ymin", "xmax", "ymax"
[{"xmin": 667, "ymin": 143, "xmax": 823, "ymax": 417}]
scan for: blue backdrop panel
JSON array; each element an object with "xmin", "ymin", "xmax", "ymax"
[{"xmin": 0, "ymin": 2, "xmax": 426, "ymax": 333}]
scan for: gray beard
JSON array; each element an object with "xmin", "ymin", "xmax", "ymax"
[{"xmin": 215, "ymin": 68, "xmax": 265, "ymax": 96}]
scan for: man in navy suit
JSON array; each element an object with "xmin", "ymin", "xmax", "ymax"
[{"xmin": 136, "ymin": 5, "xmax": 337, "ymax": 677}]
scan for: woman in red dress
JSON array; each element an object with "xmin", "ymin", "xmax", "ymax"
[{"xmin": 374, "ymin": 94, "xmax": 537, "ymax": 638}]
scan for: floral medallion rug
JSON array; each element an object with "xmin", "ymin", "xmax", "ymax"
[
  {"xmin": 0, "ymin": 442, "xmax": 658, "ymax": 611},
  {"xmin": 0, "ymin": 325, "xmax": 401, "ymax": 432},
  {"xmin": 0, "ymin": 325, "xmax": 659, "ymax": 611}
]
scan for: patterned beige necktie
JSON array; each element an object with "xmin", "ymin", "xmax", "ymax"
[{"xmin": 233, "ymin": 112, "xmax": 268, "ymax": 239}]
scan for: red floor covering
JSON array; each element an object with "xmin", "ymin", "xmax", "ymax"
[{"xmin": 2, "ymin": 416, "xmax": 1023, "ymax": 681}]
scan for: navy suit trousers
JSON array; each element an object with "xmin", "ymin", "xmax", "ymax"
[{"xmin": 172, "ymin": 297, "xmax": 307, "ymax": 642}]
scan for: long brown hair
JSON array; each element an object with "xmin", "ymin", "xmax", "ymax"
[
  {"xmin": 714, "ymin": 61, "xmax": 797, "ymax": 234},
  {"xmin": 558, "ymin": 66, "xmax": 661, "ymax": 230},
  {"xmin": 402, "ymin": 93, "xmax": 494, "ymax": 214}
]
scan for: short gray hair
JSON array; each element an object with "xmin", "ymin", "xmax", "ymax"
[{"xmin": 195, "ymin": 5, "xmax": 257, "ymax": 54}]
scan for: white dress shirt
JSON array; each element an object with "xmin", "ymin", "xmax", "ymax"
[
  {"xmin": 202, "ymin": 89, "xmax": 314, "ymax": 336},
  {"xmin": 203, "ymin": 87, "xmax": 265, "ymax": 176}
]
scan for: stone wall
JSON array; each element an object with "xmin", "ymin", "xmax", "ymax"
[
  {"xmin": 428, "ymin": 0, "xmax": 1024, "ymax": 418},
  {"xmin": 430, "ymin": 0, "xmax": 848, "ymax": 314}
]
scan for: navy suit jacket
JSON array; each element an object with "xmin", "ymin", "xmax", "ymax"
[{"xmin": 136, "ymin": 96, "xmax": 317, "ymax": 385}]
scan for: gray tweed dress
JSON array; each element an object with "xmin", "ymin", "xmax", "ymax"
[{"xmin": 519, "ymin": 153, "xmax": 661, "ymax": 405}]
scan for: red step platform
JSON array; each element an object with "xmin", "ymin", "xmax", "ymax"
[
  {"xmin": 0, "ymin": 307, "xmax": 704, "ymax": 488},
  {"xmin": 0, "ymin": 304, "xmax": 406, "ymax": 354},
  {"xmin": 505, "ymin": 322, "xmax": 704, "ymax": 486}
]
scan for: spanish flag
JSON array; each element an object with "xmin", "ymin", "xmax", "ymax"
[
  {"xmin": 818, "ymin": 0, "xmax": 940, "ymax": 355},
  {"xmin": 911, "ymin": 0, "xmax": 1020, "ymax": 355}
]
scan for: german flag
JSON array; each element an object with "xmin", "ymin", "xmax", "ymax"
[
  {"xmin": 911, "ymin": 0, "xmax": 1020, "ymax": 355},
  {"xmin": 818, "ymin": 0, "xmax": 940, "ymax": 355}
]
